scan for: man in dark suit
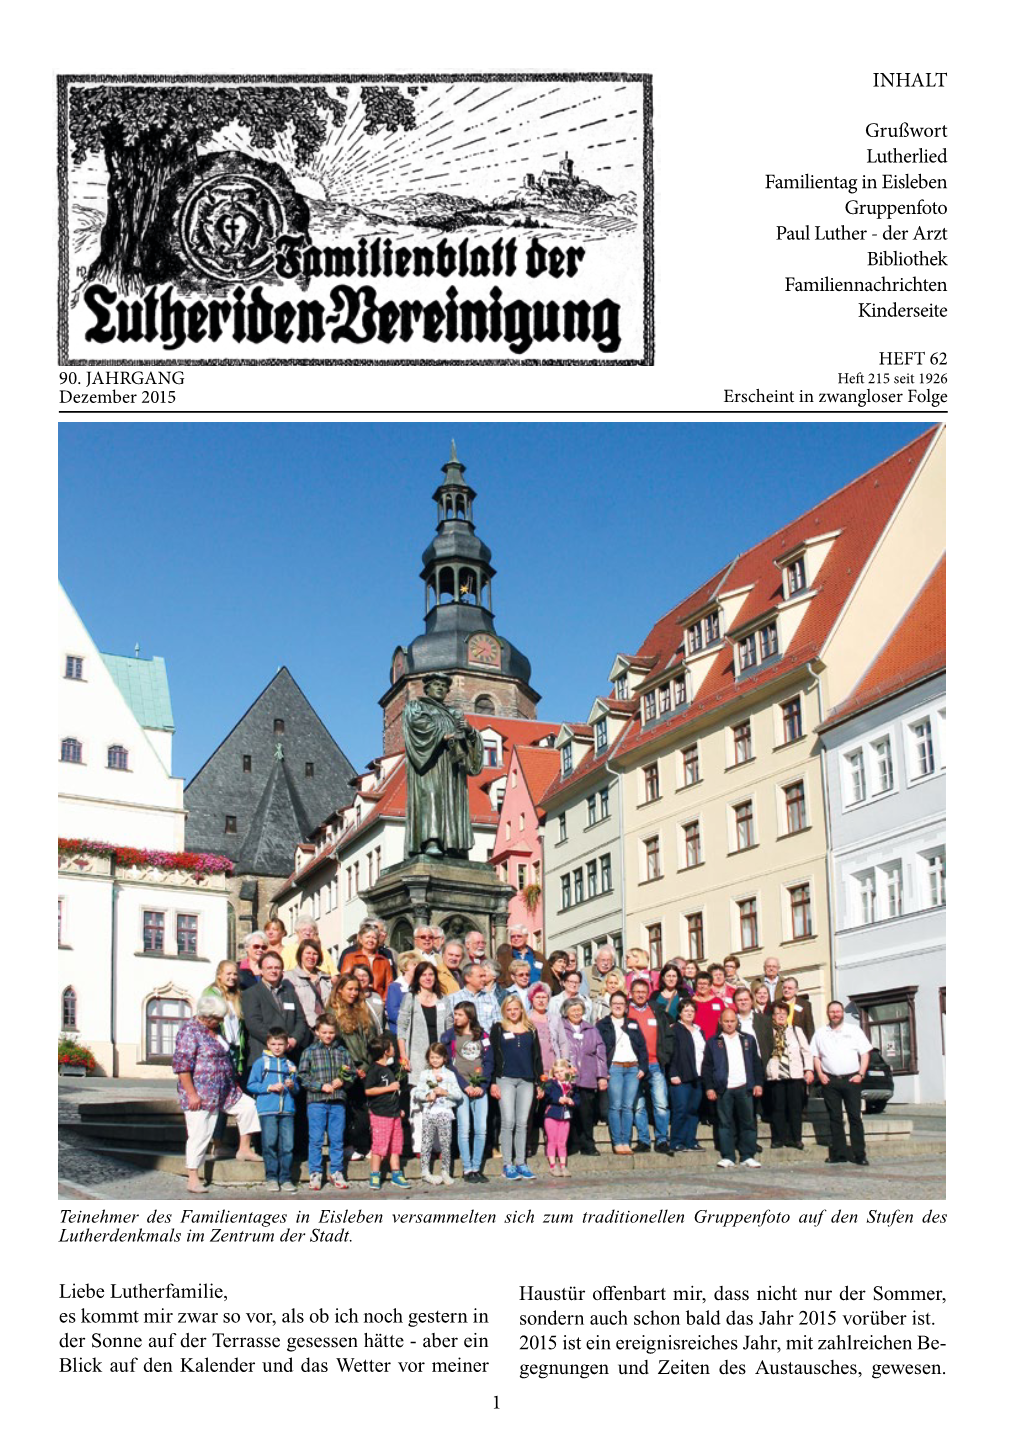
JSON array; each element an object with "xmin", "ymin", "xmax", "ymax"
[
  {"xmin": 701, "ymin": 1009, "xmax": 764, "ymax": 1169},
  {"xmin": 496, "ymin": 925, "xmax": 545, "ymax": 987},
  {"xmin": 241, "ymin": 952, "xmax": 310, "ymax": 1069}
]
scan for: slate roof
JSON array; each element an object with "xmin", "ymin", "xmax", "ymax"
[
  {"xmin": 821, "ymin": 554, "xmax": 946, "ymax": 728},
  {"xmin": 100, "ymin": 652, "xmax": 175, "ymax": 731},
  {"xmin": 538, "ymin": 426, "xmax": 941, "ymax": 801},
  {"xmin": 184, "ymin": 667, "xmax": 358, "ymax": 875}
]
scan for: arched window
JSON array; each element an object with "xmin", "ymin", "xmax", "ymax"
[
  {"xmin": 474, "ymin": 694, "xmax": 496, "ymax": 715},
  {"xmin": 438, "ymin": 566, "xmax": 455, "ymax": 603},
  {"xmin": 61, "ymin": 986, "xmax": 77, "ymax": 1030},
  {"xmin": 459, "ymin": 569, "xmax": 478, "ymax": 604},
  {"xmin": 426, "ymin": 581, "xmax": 437, "ymax": 611},
  {"xmin": 145, "ymin": 996, "xmax": 192, "ymax": 1062},
  {"xmin": 107, "ymin": 744, "xmax": 129, "ymax": 770},
  {"xmin": 60, "ymin": 737, "xmax": 83, "ymax": 763},
  {"xmin": 455, "ymin": 494, "xmax": 466, "ymax": 519}
]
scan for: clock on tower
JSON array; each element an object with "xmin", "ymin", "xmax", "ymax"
[{"xmin": 467, "ymin": 633, "xmax": 501, "ymax": 668}]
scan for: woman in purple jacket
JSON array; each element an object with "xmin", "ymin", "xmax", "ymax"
[
  {"xmin": 440, "ymin": 1002, "xmax": 494, "ymax": 1184},
  {"xmin": 558, "ymin": 996, "xmax": 608, "ymax": 1156}
]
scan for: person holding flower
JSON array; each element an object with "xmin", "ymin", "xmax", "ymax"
[
  {"xmin": 413, "ymin": 1042, "xmax": 464, "ymax": 1185},
  {"xmin": 441, "ymin": 1002, "xmax": 493, "ymax": 1184}
]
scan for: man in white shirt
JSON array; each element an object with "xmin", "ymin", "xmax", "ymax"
[
  {"xmin": 810, "ymin": 1001, "xmax": 872, "ymax": 1166},
  {"xmin": 757, "ymin": 956, "xmax": 782, "ymax": 1003}
]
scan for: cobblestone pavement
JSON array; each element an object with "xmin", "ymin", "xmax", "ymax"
[{"xmin": 57, "ymin": 1079, "xmax": 945, "ymax": 1204}]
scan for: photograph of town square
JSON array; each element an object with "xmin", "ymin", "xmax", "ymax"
[{"xmin": 57, "ymin": 422, "xmax": 945, "ymax": 1201}]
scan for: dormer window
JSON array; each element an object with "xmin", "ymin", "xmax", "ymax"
[
  {"xmin": 594, "ymin": 718, "xmax": 608, "ymax": 752},
  {"xmin": 704, "ymin": 611, "xmax": 720, "ymax": 644},
  {"xmin": 643, "ymin": 691, "xmax": 657, "ymax": 724},
  {"xmin": 738, "ymin": 634, "xmax": 757, "ymax": 671},
  {"xmin": 614, "ymin": 676, "xmax": 629, "ymax": 700},
  {"xmin": 787, "ymin": 556, "xmax": 806, "ymax": 595},
  {"xmin": 561, "ymin": 742, "xmax": 574, "ymax": 776},
  {"xmin": 760, "ymin": 621, "xmax": 779, "ymax": 660},
  {"xmin": 658, "ymin": 683, "xmax": 671, "ymax": 715},
  {"xmin": 687, "ymin": 621, "xmax": 703, "ymax": 654},
  {"xmin": 673, "ymin": 673, "xmax": 687, "ymax": 707},
  {"xmin": 484, "ymin": 742, "xmax": 499, "ymax": 768}
]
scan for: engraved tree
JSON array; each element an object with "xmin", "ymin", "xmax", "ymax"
[{"xmin": 68, "ymin": 84, "xmax": 418, "ymax": 291}]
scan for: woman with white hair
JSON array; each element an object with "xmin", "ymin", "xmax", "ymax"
[{"xmin": 172, "ymin": 994, "xmax": 261, "ymax": 1193}]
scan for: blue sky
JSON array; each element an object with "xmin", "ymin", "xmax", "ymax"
[{"xmin": 59, "ymin": 421, "xmax": 932, "ymax": 783}]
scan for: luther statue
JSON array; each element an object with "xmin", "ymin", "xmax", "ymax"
[{"xmin": 403, "ymin": 674, "xmax": 484, "ymax": 859}]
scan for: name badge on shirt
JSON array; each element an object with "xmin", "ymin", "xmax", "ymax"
[
  {"xmin": 283, "ymin": 1002, "xmax": 295, "ymax": 1009},
  {"xmin": 502, "ymin": 1031, "xmax": 515, "ymax": 1041}
]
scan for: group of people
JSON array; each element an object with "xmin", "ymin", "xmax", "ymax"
[{"xmin": 171, "ymin": 916, "xmax": 875, "ymax": 1192}]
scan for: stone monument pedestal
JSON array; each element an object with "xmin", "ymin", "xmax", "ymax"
[{"xmin": 361, "ymin": 855, "xmax": 515, "ymax": 957}]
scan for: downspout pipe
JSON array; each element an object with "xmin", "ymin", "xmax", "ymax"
[
  {"xmin": 603, "ymin": 755, "xmax": 627, "ymax": 955},
  {"xmin": 807, "ymin": 660, "xmax": 836, "ymax": 1006},
  {"xmin": 109, "ymin": 869, "xmax": 119, "ymax": 1077}
]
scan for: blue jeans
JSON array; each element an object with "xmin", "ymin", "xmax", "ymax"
[
  {"xmin": 607, "ymin": 1064, "xmax": 641, "ymax": 1145},
  {"xmin": 634, "ymin": 1063, "xmax": 670, "ymax": 1144},
  {"xmin": 457, "ymin": 1091, "xmax": 489, "ymax": 1173},
  {"xmin": 260, "ymin": 1113, "xmax": 294, "ymax": 1183},
  {"xmin": 669, "ymin": 1079, "xmax": 702, "ymax": 1149},
  {"xmin": 307, "ymin": 1101, "xmax": 346, "ymax": 1177}
]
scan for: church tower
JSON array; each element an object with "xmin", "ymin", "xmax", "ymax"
[{"xmin": 380, "ymin": 443, "xmax": 540, "ymax": 753}]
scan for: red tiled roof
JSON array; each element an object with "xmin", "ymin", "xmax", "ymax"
[
  {"xmin": 514, "ymin": 745, "xmax": 564, "ymax": 821},
  {"xmin": 822, "ymin": 555, "xmax": 945, "ymax": 727}
]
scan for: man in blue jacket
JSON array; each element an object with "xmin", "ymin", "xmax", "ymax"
[{"xmin": 701, "ymin": 1009, "xmax": 764, "ymax": 1169}]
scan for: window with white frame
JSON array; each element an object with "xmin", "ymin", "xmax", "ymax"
[
  {"xmin": 600, "ymin": 854, "xmax": 612, "ymax": 892},
  {"xmin": 146, "ymin": 996, "xmax": 191, "ymax": 1062},
  {"xmin": 760, "ymin": 621, "xmax": 779, "ymax": 660},
  {"xmin": 733, "ymin": 720, "xmax": 752, "ymax": 765},
  {"xmin": 561, "ymin": 742, "xmax": 574, "ymax": 776},
  {"xmin": 738, "ymin": 633, "xmax": 757, "ymax": 672},
  {"xmin": 60, "ymin": 737, "xmax": 83, "ymax": 764},
  {"xmin": 658, "ymin": 683, "xmax": 671, "ymax": 716},
  {"xmin": 574, "ymin": 868, "xmax": 585, "ymax": 905},
  {"xmin": 581, "ymin": 942, "xmax": 593, "ymax": 968},
  {"xmin": 558, "ymin": 814, "xmax": 567, "ymax": 843},
  {"xmin": 107, "ymin": 744, "xmax": 129, "ymax": 770},
  {"xmin": 872, "ymin": 736, "xmax": 895, "ymax": 793},
  {"xmin": 176, "ymin": 913, "xmax": 198, "ymax": 955},
  {"xmin": 734, "ymin": 800, "xmax": 755, "ymax": 851},
  {"xmin": 594, "ymin": 717, "xmax": 608, "ymax": 752},
  {"xmin": 781, "ymin": 697, "xmax": 803, "ymax": 744},
  {"xmin": 614, "ymin": 675, "xmax": 629, "ymax": 700},
  {"xmin": 789, "ymin": 883, "xmax": 812, "ymax": 938},
  {"xmin": 784, "ymin": 780, "xmax": 807, "ymax": 833},
  {"xmin": 644, "ymin": 835, "xmax": 662, "ymax": 880},
  {"xmin": 854, "ymin": 869, "xmax": 877, "ymax": 925},
  {"xmin": 681, "ymin": 743, "xmax": 700, "ymax": 786},
  {"xmin": 686, "ymin": 911, "xmax": 704, "ymax": 960},
  {"xmin": 65, "ymin": 655, "xmax": 84, "ymax": 680},
  {"xmin": 922, "ymin": 847, "xmax": 946, "ymax": 907},
  {"xmin": 142, "ymin": 910, "xmax": 165, "ymax": 953},
  {"xmin": 646, "ymin": 923, "xmax": 663, "ymax": 968},
  {"xmin": 561, "ymin": 876, "xmax": 571, "ymax": 910},
  {"xmin": 704, "ymin": 611, "xmax": 720, "ymax": 644},
  {"xmin": 673, "ymin": 673, "xmax": 687, "ymax": 707},
  {"xmin": 599, "ymin": 786, "xmax": 610, "ymax": 819},
  {"xmin": 683, "ymin": 820, "xmax": 702, "ymax": 868},
  {"xmin": 62, "ymin": 986, "xmax": 77, "ymax": 1030},
  {"xmin": 587, "ymin": 794, "xmax": 597, "ymax": 826},
  {"xmin": 910, "ymin": 717, "xmax": 935, "ymax": 779},
  {"xmin": 643, "ymin": 762, "xmax": 660, "ymax": 802},
  {"xmin": 880, "ymin": 860, "xmax": 903, "ymax": 917},
  {"xmin": 846, "ymin": 749, "xmax": 866, "ymax": 805},
  {"xmin": 737, "ymin": 897, "xmax": 759, "ymax": 950},
  {"xmin": 587, "ymin": 859, "xmax": 598, "ymax": 897},
  {"xmin": 643, "ymin": 691, "xmax": 657, "ymax": 723},
  {"xmin": 786, "ymin": 556, "xmax": 806, "ymax": 595},
  {"xmin": 687, "ymin": 620, "xmax": 703, "ymax": 654}
]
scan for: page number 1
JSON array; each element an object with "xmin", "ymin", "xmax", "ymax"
[{"xmin": 494, "ymin": 1397, "xmax": 500, "ymax": 1410}]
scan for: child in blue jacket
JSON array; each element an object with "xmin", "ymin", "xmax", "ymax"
[{"xmin": 247, "ymin": 1027, "xmax": 301, "ymax": 1191}]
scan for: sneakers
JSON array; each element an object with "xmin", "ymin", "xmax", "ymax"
[
  {"xmin": 369, "ymin": 1172, "xmax": 382, "ymax": 1190},
  {"xmin": 464, "ymin": 1171, "xmax": 479, "ymax": 1184},
  {"xmin": 281, "ymin": 1179, "xmax": 298, "ymax": 1192},
  {"xmin": 516, "ymin": 1165, "xmax": 536, "ymax": 1180},
  {"xmin": 717, "ymin": 1158, "xmax": 736, "ymax": 1168},
  {"xmin": 309, "ymin": 1173, "xmax": 323, "ymax": 1191},
  {"xmin": 559, "ymin": 1163, "xmax": 571, "ymax": 1178},
  {"xmin": 331, "ymin": 1173, "xmax": 350, "ymax": 1190},
  {"xmin": 633, "ymin": 1142, "xmax": 651, "ymax": 1154},
  {"xmin": 441, "ymin": 1171, "xmax": 455, "ymax": 1186},
  {"xmin": 422, "ymin": 1170, "xmax": 441, "ymax": 1185},
  {"xmin": 270, "ymin": 1179, "xmax": 282, "ymax": 1190},
  {"xmin": 391, "ymin": 1171, "xmax": 412, "ymax": 1189},
  {"xmin": 503, "ymin": 1165, "xmax": 520, "ymax": 1181},
  {"xmin": 741, "ymin": 1158, "xmax": 762, "ymax": 1169}
]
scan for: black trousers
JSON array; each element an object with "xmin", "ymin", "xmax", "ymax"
[
  {"xmin": 765, "ymin": 1079, "xmax": 805, "ymax": 1146},
  {"xmin": 569, "ymin": 1086, "xmax": 599, "ymax": 1152},
  {"xmin": 821, "ymin": 1075, "xmax": 866, "ymax": 1160}
]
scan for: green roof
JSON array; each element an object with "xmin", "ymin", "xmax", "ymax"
[{"xmin": 100, "ymin": 653, "xmax": 175, "ymax": 732}]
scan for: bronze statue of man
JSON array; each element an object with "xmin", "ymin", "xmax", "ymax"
[{"xmin": 403, "ymin": 673, "xmax": 484, "ymax": 859}]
